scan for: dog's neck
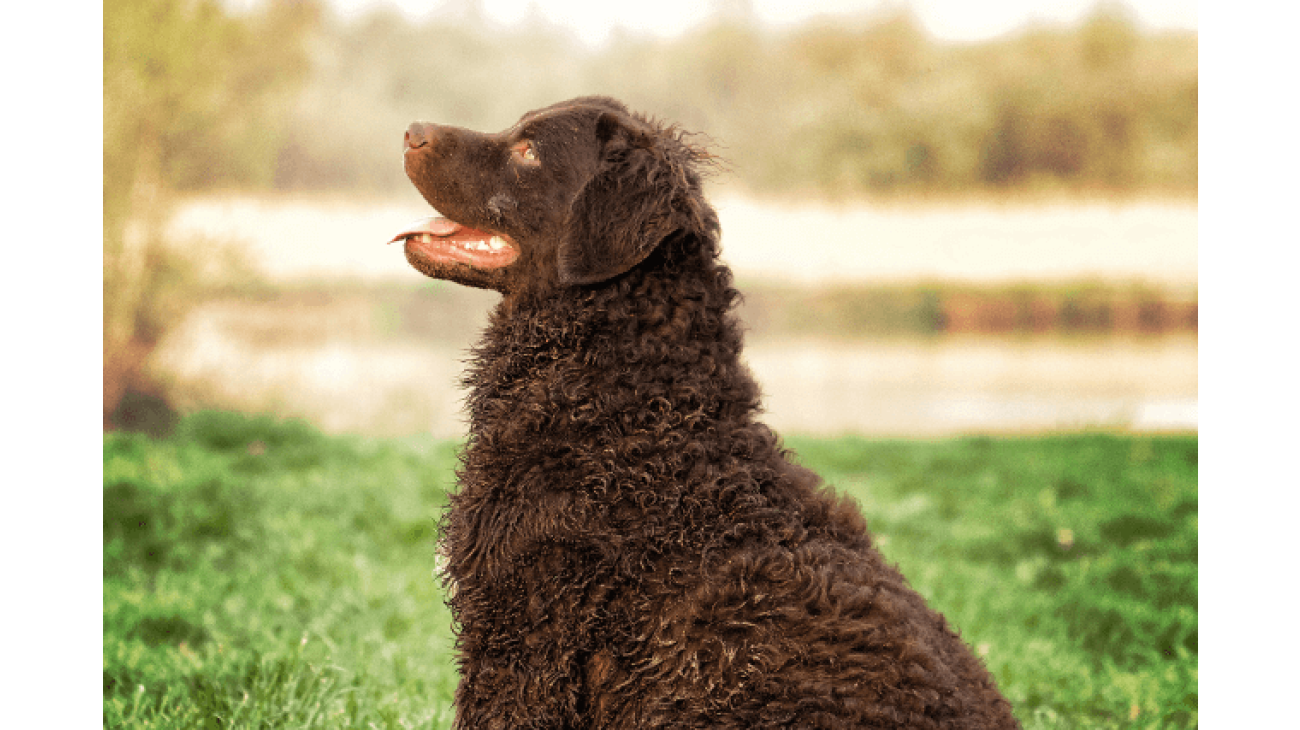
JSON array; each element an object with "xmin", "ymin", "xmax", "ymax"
[{"xmin": 461, "ymin": 242, "xmax": 758, "ymax": 447}]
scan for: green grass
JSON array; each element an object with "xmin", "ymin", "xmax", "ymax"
[{"xmin": 104, "ymin": 412, "xmax": 1197, "ymax": 728}]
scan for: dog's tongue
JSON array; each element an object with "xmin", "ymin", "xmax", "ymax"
[{"xmin": 389, "ymin": 216, "xmax": 463, "ymax": 243}]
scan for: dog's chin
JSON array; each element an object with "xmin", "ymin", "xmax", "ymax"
[{"xmin": 404, "ymin": 245, "xmax": 512, "ymax": 292}]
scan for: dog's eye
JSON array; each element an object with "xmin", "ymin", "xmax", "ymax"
[{"xmin": 512, "ymin": 140, "xmax": 538, "ymax": 164}]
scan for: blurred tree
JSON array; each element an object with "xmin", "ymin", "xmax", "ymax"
[
  {"xmin": 781, "ymin": 11, "xmax": 942, "ymax": 195},
  {"xmin": 1080, "ymin": 4, "xmax": 1140, "ymax": 71},
  {"xmin": 103, "ymin": 0, "xmax": 318, "ymax": 429}
]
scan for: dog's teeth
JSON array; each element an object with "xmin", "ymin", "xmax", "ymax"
[{"xmin": 488, "ymin": 236, "xmax": 507, "ymax": 250}]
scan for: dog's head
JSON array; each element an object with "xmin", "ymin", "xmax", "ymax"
[{"xmin": 392, "ymin": 97, "xmax": 717, "ymax": 295}]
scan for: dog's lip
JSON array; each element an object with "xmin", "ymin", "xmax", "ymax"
[{"xmin": 389, "ymin": 215, "xmax": 520, "ymax": 270}]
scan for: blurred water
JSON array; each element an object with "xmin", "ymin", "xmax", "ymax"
[
  {"xmin": 746, "ymin": 336, "xmax": 1196, "ymax": 436},
  {"xmin": 155, "ymin": 304, "xmax": 1196, "ymax": 438}
]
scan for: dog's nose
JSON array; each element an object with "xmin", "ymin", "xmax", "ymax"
[{"xmin": 405, "ymin": 122, "xmax": 436, "ymax": 151}]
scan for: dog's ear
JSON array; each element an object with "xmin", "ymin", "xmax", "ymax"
[{"xmin": 557, "ymin": 111, "xmax": 688, "ymax": 286}]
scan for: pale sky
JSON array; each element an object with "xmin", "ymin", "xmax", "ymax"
[{"xmin": 307, "ymin": 0, "xmax": 1198, "ymax": 44}]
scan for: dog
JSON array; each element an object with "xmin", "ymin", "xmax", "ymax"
[{"xmin": 390, "ymin": 96, "xmax": 1019, "ymax": 729}]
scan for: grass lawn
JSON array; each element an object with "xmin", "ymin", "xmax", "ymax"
[{"xmin": 104, "ymin": 412, "xmax": 1196, "ymax": 728}]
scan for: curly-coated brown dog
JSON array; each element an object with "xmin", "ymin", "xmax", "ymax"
[{"xmin": 391, "ymin": 96, "xmax": 1019, "ymax": 729}]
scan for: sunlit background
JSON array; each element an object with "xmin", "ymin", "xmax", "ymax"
[{"xmin": 104, "ymin": 0, "xmax": 1198, "ymax": 439}]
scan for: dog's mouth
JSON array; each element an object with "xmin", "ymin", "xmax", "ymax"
[{"xmin": 389, "ymin": 216, "xmax": 520, "ymax": 270}]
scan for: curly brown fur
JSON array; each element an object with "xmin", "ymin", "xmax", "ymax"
[{"xmin": 396, "ymin": 96, "xmax": 1019, "ymax": 729}]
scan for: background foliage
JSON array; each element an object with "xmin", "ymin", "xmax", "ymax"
[
  {"xmin": 105, "ymin": 0, "xmax": 1198, "ymax": 200},
  {"xmin": 271, "ymin": 3, "xmax": 1197, "ymax": 197}
]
